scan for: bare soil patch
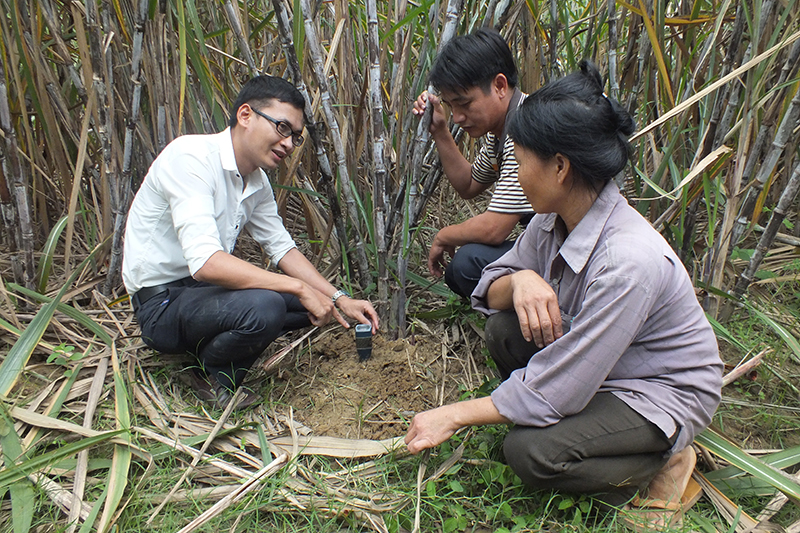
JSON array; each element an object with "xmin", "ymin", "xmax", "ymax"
[{"xmin": 270, "ymin": 327, "xmax": 476, "ymax": 440}]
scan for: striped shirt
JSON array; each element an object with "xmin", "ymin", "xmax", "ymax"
[{"xmin": 471, "ymin": 95, "xmax": 534, "ymax": 215}]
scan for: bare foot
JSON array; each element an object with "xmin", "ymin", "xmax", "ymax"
[{"xmin": 635, "ymin": 446, "xmax": 697, "ymax": 510}]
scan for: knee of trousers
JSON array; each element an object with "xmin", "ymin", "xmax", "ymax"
[
  {"xmin": 503, "ymin": 427, "xmax": 561, "ymax": 488},
  {"xmin": 485, "ymin": 311, "xmax": 522, "ymax": 357},
  {"xmin": 233, "ymin": 289, "xmax": 289, "ymax": 339}
]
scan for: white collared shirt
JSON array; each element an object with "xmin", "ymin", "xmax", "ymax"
[{"xmin": 122, "ymin": 128, "xmax": 296, "ymax": 294}]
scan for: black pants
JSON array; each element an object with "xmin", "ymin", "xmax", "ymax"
[
  {"xmin": 444, "ymin": 241, "xmax": 516, "ymax": 299},
  {"xmin": 485, "ymin": 310, "xmax": 675, "ymax": 504},
  {"xmin": 134, "ymin": 279, "xmax": 311, "ymax": 390}
]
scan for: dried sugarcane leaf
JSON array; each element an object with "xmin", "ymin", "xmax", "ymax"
[{"xmin": 268, "ymin": 435, "xmax": 404, "ymax": 458}]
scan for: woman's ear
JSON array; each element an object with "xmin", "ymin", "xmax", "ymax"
[{"xmin": 554, "ymin": 153, "xmax": 572, "ymax": 185}]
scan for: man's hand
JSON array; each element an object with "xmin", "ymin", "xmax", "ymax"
[
  {"xmin": 510, "ymin": 270, "xmax": 563, "ymax": 348},
  {"xmin": 297, "ymin": 284, "xmax": 346, "ymax": 328},
  {"xmin": 334, "ymin": 296, "xmax": 380, "ymax": 333},
  {"xmin": 404, "ymin": 404, "xmax": 462, "ymax": 454},
  {"xmin": 427, "ymin": 232, "xmax": 456, "ymax": 278},
  {"xmin": 412, "ymin": 91, "xmax": 448, "ymax": 138}
]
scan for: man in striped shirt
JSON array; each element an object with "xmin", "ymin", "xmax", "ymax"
[{"xmin": 413, "ymin": 28, "xmax": 534, "ymax": 299}]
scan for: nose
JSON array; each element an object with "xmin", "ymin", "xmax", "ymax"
[
  {"xmin": 452, "ymin": 111, "xmax": 466, "ymax": 124},
  {"xmin": 280, "ymin": 135, "xmax": 294, "ymax": 153}
]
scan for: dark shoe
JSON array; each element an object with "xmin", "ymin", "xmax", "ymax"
[
  {"xmin": 215, "ymin": 383, "xmax": 261, "ymax": 411},
  {"xmin": 177, "ymin": 367, "xmax": 260, "ymax": 410},
  {"xmin": 177, "ymin": 367, "xmax": 218, "ymax": 402}
]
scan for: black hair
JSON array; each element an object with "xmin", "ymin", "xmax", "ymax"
[
  {"xmin": 228, "ymin": 75, "xmax": 305, "ymax": 128},
  {"xmin": 428, "ymin": 28, "xmax": 518, "ymax": 94},
  {"xmin": 509, "ymin": 60, "xmax": 636, "ymax": 192}
]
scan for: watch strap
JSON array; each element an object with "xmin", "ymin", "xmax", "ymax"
[{"xmin": 331, "ymin": 289, "xmax": 351, "ymax": 304}]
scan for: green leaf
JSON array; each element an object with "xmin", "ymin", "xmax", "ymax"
[
  {"xmin": 7, "ymin": 284, "xmax": 113, "ymax": 345},
  {"xmin": 745, "ymin": 303, "xmax": 800, "ymax": 364},
  {"xmin": 695, "ymin": 428, "xmax": 800, "ymax": 505},
  {"xmin": 35, "ymin": 215, "xmax": 69, "ymax": 293},
  {"xmin": 0, "ymin": 409, "xmax": 34, "ymax": 533},
  {"xmin": 0, "ymin": 241, "xmax": 108, "ymax": 398},
  {"xmin": 0, "ymin": 429, "xmax": 126, "ymax": 489}
]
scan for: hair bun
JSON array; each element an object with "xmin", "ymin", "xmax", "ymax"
[{"xmin": 579, "ymin": 60, "xmax": 604, "ymax": 93}]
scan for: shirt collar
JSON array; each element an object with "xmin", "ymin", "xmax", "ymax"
[
  {"xmin": 552, "ymin": 181, "xmax": 621, "ymax": 275},
  {"xmin": 218, "ymin": 127, "xmax": 268, "ymax": 192}
]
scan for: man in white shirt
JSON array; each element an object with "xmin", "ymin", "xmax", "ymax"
[{"xmin": 123, "ymin": 76, "xmax": 379, "ymax": 409}]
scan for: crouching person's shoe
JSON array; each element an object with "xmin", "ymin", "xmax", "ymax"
[
  {"xmin": 178, "ymin": 367, "xmax": 260, "ymax": 411},
  {"xmin": 212, "ymin": 381, "xmax": 261, "ymax": 411}
]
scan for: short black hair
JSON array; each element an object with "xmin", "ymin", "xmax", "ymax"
[
  {"xmin": 228, "ymin": 75, "xmax": 305, "ymax": 128},
  {"xmin": 509, "ymin": 60, "xmax": 636, "ymax": 192},
  {"xmin": 428, "ymin": 28, "xmax": 518, "ymax": 94}
]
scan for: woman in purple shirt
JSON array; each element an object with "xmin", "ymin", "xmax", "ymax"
[{"xmin": 405, "ymin": 61, "xmax": 722, "ymax": 522}]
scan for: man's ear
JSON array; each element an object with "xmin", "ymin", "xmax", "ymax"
[
  {"xmin": 492, "ymin": 73, "xmax": 509, "ymax": 99},
  {"xmin": 236, "ymin": 103, "xmax": 254, "ymax": 128}
]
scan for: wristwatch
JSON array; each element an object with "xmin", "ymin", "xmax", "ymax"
[{"xmin": 331, "ymin": 289, "xmax": 351, "ymax": 305}]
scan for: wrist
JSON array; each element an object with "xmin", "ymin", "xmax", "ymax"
[{"xmin": 331, "ymin": 289, "xmax": 351, "ymax": 306}]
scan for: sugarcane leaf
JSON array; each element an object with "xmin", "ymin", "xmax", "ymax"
[
  {"xmin": 6, "ymin": 284, "xmax": 113, "ymax": 345},
  {"xmin": 695, "ymin": 428, "xmax": 800, "ymax": 505},
  {"xmin": 96, "ymin": 346, "xmax": 132, "ymax": 533},
  {"xmin": 0, "ymin": 429, "xmax": 126, "ymax": 489},
  {"xmin": 744, "ymin": 303, "xmax": 800, "ymax": 364},
  {"xmin": 35, "ymin": 215, "xmax": 69, "ymax": 293},
  {"xmin": 0, "ymin": 240, "xmax": 108, "ymax": 398},
  {"xmin": 0, "ymin": 408, "xmax": 34, "ymax": 533}
]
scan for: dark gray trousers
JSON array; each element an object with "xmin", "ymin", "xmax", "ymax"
[
  {"xmin": 135, "ymin": 279, "xmax": 311, "ymax": 391},
  {"xmin": 485, "ymin": 310, "xmax": 675, "ymax": 504},
  {"xmin": 444, "ymin": 241, "xmax": 516, "ymax": 299}
]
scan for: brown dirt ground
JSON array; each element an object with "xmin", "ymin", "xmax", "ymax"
[{"xmin": 267, "ymin": 327, "xmax": 476, "ymax": 440}]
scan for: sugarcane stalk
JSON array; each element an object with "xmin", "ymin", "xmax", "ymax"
[
  {"xmin": 299, "ymin": 0, "xmax": 373, "ymax": 292},
  {"xmin": 273, "ymin": 0, "xmax": 362, "ymax": 289},
  {"xmin": 394, "ymin": 0, "xmax": 464, "ymax": 337},
  {"xmin": 38, "ymin": 0, "xmax": 87, "ymax": 102},
  {"xmin": 730, "ymin": 44, "xmax": 800, "ymax": 247},
  {"xmin": 549, "ymin": 0, "xmax": 558, "ymax": 80},
  {"xmin": 0, "ymin": 50, "xmax": 34, "ymax": 290},
  {"xmin": 733, "ymin": 160, "xmax": 800, "ymax": 298},
  {"xmin": 366, "ymin": 0, "xmax": 390, "ymax": 319},
  {"xmin": 224, "ymin": 0, "xmax": 258, "ymax": 75},
  {"xmin": 739, "ymin": 37, "xmax": 800, "ymax": 189},
  {"xmin": 104, "ymin": 0, "xmax": 149, "ymax": 296},
  {"xmin": 71, "ymin": 0, "xmax": 113, "ymax": 276},
  {"xmin": 483, "ymin": 0, "xmax": 499, "ymax": 27},
  {"xmin": 607, "ymin": 0, "xmax": 619, "ymax": 100}
]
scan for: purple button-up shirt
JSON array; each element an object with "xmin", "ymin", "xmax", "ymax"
[{"xmin": 472, "ymin": 182, "xmax": 722, "ymax": 453}]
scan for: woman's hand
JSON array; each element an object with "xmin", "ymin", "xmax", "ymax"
[
  {"xmin": 404, "ymin": 404, "xmax": 462, "ymax": 454},
  {"xmin": 404, "ymin": 397, "xmax": 509, "ymax": 454},
  {"xmin": 510, "ymin": 270, "xmax": 563, "ymax": 347}
]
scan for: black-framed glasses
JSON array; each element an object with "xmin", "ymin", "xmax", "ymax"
[{"xmin": 252, "ymin": 108, "xmax": 304, "ymax": 146}]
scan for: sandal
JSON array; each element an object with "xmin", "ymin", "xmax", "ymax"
[{"xmin": 621, "ymin": 446, "xmax": 703, "ymax": 531}]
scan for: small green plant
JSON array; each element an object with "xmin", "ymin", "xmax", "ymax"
[{"xmin": 46, "ymin": 343, "xmax": 83, "ymax": 378}]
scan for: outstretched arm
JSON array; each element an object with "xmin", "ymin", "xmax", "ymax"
[{"xmin": 404, "ymin": 397, "xmax": 510, "ymax": 454}]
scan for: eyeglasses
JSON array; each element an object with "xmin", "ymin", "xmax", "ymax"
[{"xmin": 252, "ymin": 108, "xmax": 304, "ymax": 146}]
